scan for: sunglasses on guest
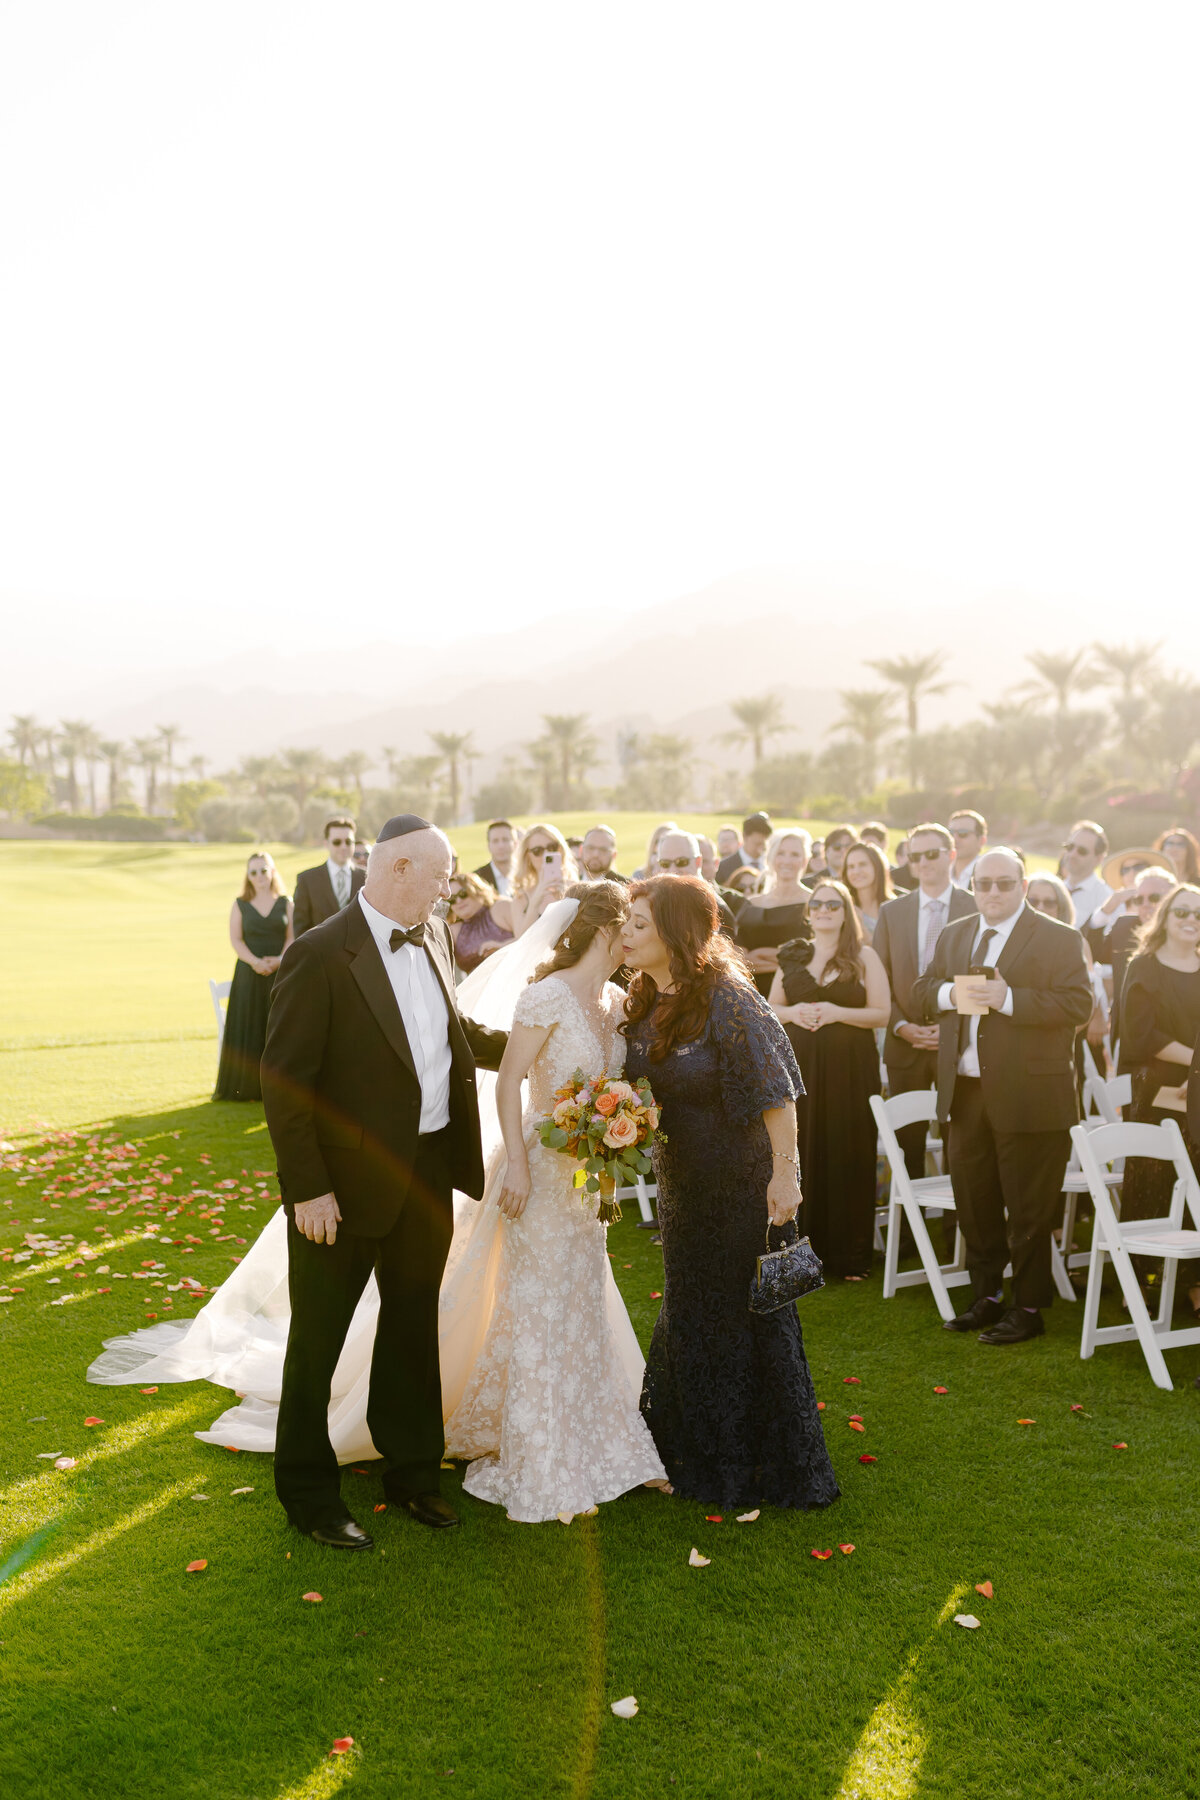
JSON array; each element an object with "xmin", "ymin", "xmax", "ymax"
[
  {"xmin": 527, "ymin": 844, "xmax": 556, "ymax": 858},
  {"xmin": 1133, "ymin": 892, "xmax": 1169, "ymax": 907},
  {"xmin": 809, "ymin": 897, "xmax": 845, "ymax": 912},
  {"xmin": 657, "ymin": 856, "xmax": 695, "ymax": 870},
  {"xmin": 1169, "ymin": 906, "xmax": 1200, "ymax": 922},
  {"xmin": 1061, "ymin": 840, "xmax": 1096, "ymax": 856},
  {"xmin": 974, "ymin": 877, "xmax": 1020, "ymax": 893},
  {"xmin": 328, "ymin": 836, "xmax": 353, "ymax": 847},
  {"xmin": 907, "ymin": 847, "xmax": 948, "ymax": 864},
  {"xmin": 1119, "ymin": 861, "xmax": 1150, "ymax": 880},
  {"xmin": 1027, "ymin": 892, "xmax": 1059, "ymax": 914}
]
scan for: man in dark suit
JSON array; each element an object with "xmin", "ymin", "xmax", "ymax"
[
  {"xmin": 293, "ymin": 816, "xmax": 365, "ymax": 935},
  {"xmin": 473, "ymin": 819, "xmax": 517, "ymax": 895},
  {"xmin": 576, "ymin": 824, "xmax": 628, "ymax": 884},
  {"xmin": 913, "ymin": 848, "xmax": 1093, "ymax": 1345},
  {"xmin": 716, "ymin": 812, "xmax": 772, "ymax": 886},
  {"xmin": 262, "ymin": 813, "xmax": 506, "ymax": 1547},
  {"xmin": 873, "ymin": 824, "xmax": 977, "ymax": 1177}
]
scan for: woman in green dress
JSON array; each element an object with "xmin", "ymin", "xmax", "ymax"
[{"xmin": 214, "ymin": 852, "xmax": 293, "ymax": 1102}]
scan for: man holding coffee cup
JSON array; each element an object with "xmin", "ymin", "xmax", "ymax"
[{"xmin": 913, "ymin": 848, "xmax": 1093, "ymax": 1346}]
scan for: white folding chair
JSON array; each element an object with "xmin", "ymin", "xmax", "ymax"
[
  {"xmin": 613, "ymin": 1174, "xmax": 657, "ymax": 1226},
  {"xmin": 209, "ymin": 978, "xmax": 232, "ymax": 1053},
  {"xmin": 1073, "ymin": 1117, "xmax": 1200, "ymax": 1390},
  {"xmin": 872, "ymin": 1091, "xmax": 969, "ymax": 1321},
  {"xmin": 1056, "ymin": 1074, "xmax": 1132, "ymax": 1283}
]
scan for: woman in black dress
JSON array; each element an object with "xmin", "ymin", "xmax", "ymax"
[
  {"xmin": 1119, "ymin": 883, "xmax": 1200, "ymax": 1313},
  {"xmin": 214, "ymin": 851, "xmax": 293, "ymax": 1102},
  {"xmin": 768, "ymin": 879, "xmax": 889, "ymax": 1281},
  {"xmin": 735, "ymin": 830, "xmax": 813, "ymax": 996},
  {"xmin": 621, "ymin": 875, "xmax": 838, "ymax": 1513}
]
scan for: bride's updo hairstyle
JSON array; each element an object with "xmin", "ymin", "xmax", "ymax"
[
  {"xmin": 531, "ymin": 880, "xmax": 630, "ymax": 983},
  {"xmin": 621, "ymin": 875, "xmax": 753, "ymax": 1059}
]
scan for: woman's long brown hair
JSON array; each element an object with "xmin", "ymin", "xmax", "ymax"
[
  {"xmin": 621, "ymin": 876, "xmax": 753, "ymax": 1059},
  {"xmin": 806, "ymin": 878, "xmax": 866, "ymax": 983},
  {"xmin": 1132, "ymin": 882, "xmax": 1200, "ymax": 959},
  {"xmin": 531, "ymin": 881, "xmax": 629, "ymax": 982}
]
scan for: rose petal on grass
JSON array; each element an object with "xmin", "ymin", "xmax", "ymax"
[
  {"xmin": 144, "ymin": 1312, "xmax": 158, "ymax": 1320},
  {"xmin": 848, "ymin": 1420, "xmax": 865, "ymax": 1433},
  {"xmin": 83, "ymin": 1416, "xmax": 103, "ymax": 1427},
  {"xmin": 736, "ymin": 1510, "xmax": 760, "ymax": 1523},
  {"xmin": 191, "ymin": 1494, "xmax": 209, "ymax": 1501},
  {"xmin": 139, "ymin": 1386, "xmax": 159, "ymax": 1395},
  {"xmin": 953, "ymin": 1613, "xmax": 981, "ymax": 1629},
  {"xmin": 858, "ymin": 1454, "xmax": 877, "ymax": 1464},
  {"xmin": 1016, "ymin": 1418, "xmax": 1036, "ymax": 1425},
  {"xmin": 610, "ymin": 1697, "xmax": 638, "ymax": 1719},
  {"xmin": 842, "ymin": 1376, "xmax": 861, "ymax": 1385},
  {"xmin": 933, "ymin": 1386, "xmax": 948, "ymax": 1394},
  {"xmin": 688, "ymin": 1548, "xmax": 711, "ymax": 1567},
  {"xmin": 975, "ymin": 1581, "xmax": 994, "ymax": 1599},
  {"xmin": 230, "ymin": 1487, "xmax": 254, "ymax": 1496},
  {"xmin": 557, "ymin": 1511, "xmax": 574, "ymax": 1525},
  {"xmin": 848, "ymin": 1414, "xmax": 863, "ymax": 1422},
  {"xmin": 302, "ymin": 1592, "xmax": 323, "ymax": 1603},
  {"xmin": 373, "ymin": 1503, "xmax": 387, "ymax": 1513},
  {"xmin": 53, "ymin": 1457, "xmax": 76, "ymax": 1471},
  {"xmin": 185, "ymin": 1560, "xmax": 207, "ymax": 1573},
  {"xmin": 330, "ymin": 1737, "xmax": 354, "ymax": 1755},
  {"xmin": 816, "ymin": 1401, "xmax": 826, "ymax": 1411},
  {"xmin": 1070, "ymin": 1403, "xmax": 1085, "ymax": 1413},
  {"xmin": 705, "ymin": 1515, "xmax": 723, "ymax": 1523},
  {"xmin": 1113, "ymin": 1441, "xmax": 1129, "ymax": 1450},
  {"xmin": 811, "ymin": 1549, "xmax": 833, "ymax": 1561}
]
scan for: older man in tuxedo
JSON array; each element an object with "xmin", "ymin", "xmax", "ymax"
[
  {"xmin": 263, "ymin": 813, "xmax": 506, "ymax": 1546},
  {"xmin": 914, "ymin": 848, "xmax": 1093, "ymax": 1345},
  {"xmin": 293, "ymin": 816, "xmax": 365, "ymax": 935},
  {"xmin": 872, "ymin": 824, "xmax": 977, "ymax": 1178}
]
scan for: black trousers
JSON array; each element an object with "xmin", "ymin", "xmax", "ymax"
[
  {"xmin": 886, "ymin": 1050, "xmax": 943, "ymax": 1179},
  {"xmin": 275, "ymin": 1127, "xmax": 454, "ymax": 1528},
  {"xmin": 947, "ymin": 1078, "xmax": 1071, "ymax": 1310}
]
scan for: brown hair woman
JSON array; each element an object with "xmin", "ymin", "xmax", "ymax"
[
  {"xmin": 768, "ymin": 878, "xmax": 890, "ymax": 1281},
  {"xmin": 215, "ymin": 851, "xmax": 294, "ymax": 1102},
  {"xmin": 620, "ymin": 875, "xmax": 839, "ymax": 1513}
]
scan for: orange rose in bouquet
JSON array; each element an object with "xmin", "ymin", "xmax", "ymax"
[{"xmin": 538, "ymin": 1070, "xmax": 665, "ymax": 1223}]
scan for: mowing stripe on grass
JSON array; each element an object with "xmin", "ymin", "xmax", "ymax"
[{"xmin": 0, "ymin": 1476, "xmax": 196, "ymax": 1617}]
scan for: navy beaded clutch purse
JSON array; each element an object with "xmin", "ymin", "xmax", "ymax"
[{"xmin": 749, "ymin": 1219, "xmax": 824, "ymax": 1314}]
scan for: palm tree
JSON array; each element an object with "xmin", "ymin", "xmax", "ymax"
[
  {"xmin": 80, "ymin": 723, "xmax": 103, "ymax": 814},
  {"xmin": 390, "ymin": 754, "xmax": 444, "ymax": 818},
  {"xmin": 56, "ymin": 718, "xmax": 95, "ymax": 813},
  {"xmin": 235, "ymin": 755, "xmax": 285, "ymax": 801},
  {"xmin": 187, "ymin": 753, "xmax": 209, "ymax": 780},
  {"xmin": 97, "ymin": 740, "xmax": 126, "ymax": 812},
  {"xmin": 132, "ymin": 735, "xmax": 164, "ymax": 813},
  {"xmin": 1089, "ymin": 640, "xmax": 1162, "ymax": 697},
  {"xmin": 866, "ymin": 651, "xmax": 954, "ymax": 787},
  {"xmin": 428, "ymin": 733, "xmax": 477, "ymax": 826},
  {"xmin": 722, "ymin": 694, "xmax": 791, "ymax": 768},
  {"xmin": 330, "ymin": 750, "xmax": 372, "ymax": 814},
  {"xmin": 1019, "ymin": 649, "xmax": 1093, "ymax": 715},
  {"xmin": 1150, "ymin": 676, "xmax": 1200, "ymax": 787},
  {"xmin": 8, "ymin": 714, "xmax": 41, "ymax": 769},
  {"xmin": 156, "ymin": 723, "xmax": 185, "ymax": 809},
  {"xmin": 279, "ymin": 747, "xmax": 328, "ymax": 816},
  {"xmin": 531, "ymin": 714, "xmax": 599, "ymax": 808},
  {"xmin": 832, "ymin": 689, "xmax": 898, "ymax": 796}
]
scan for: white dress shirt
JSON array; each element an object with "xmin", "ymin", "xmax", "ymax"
[
  {"xmin": 327, "ymin": 856, "xmax": 352, "ymax": 908},
  {"xmin": 951, "ymin": 854, "xmax": 979, "ymax": 891},
  {"xmin": 359, "ymin": 893, "xmax": 452, "ymax": 1133},
  {"xmin": 487, "ymin": 861, "xmax": 512, "ymax": 897},
  {"xmin": 937, "ymin": 904, "xmax": 1023, "ymax": 1077},
  {"xmin": 1066, "ymin": 871, "xmax": 1114, "ymax": 931}
]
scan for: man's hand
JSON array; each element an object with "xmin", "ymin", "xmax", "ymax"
[
  {"xmin": 976, "ymin": 973, "xmax": 1009, "ymax": 1009},
  {"xmin": 294, "ymin": 1193, "xmax": 342, "ymax": 1244},
  {"xmin": 897, "ymin": 1021, "xmax": 940, "ymax": 1050}
]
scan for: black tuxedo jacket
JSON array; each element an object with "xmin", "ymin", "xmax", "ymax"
[
  {"xmin": 912, "ymin": 906, "xmax": 1092, "ymax": 1131},
  {"xmin": 262, "ymin": 903, "xmax": 507, "ymax": 1234},
  {"xmin": 293, "ymin": 862, "xmax": 365, "ymax": 936},
  {"xmin": 873, "ymin": 885, "xmax": 978, "ymax": 1071},
  {"xmin": 717, "ymin": 851, "xmax": 764, "ymax": 886}
]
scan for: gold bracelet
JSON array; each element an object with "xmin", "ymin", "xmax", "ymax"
[{"xmin": 771, "ymin": 1150, "xmax": 800, "ymax": 1166}]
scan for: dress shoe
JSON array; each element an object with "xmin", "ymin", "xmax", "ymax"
[
  {"xmin": 942, "ymin": 1295, "xmax": 1006, "ymax": 1333},
  {"xmin": 306, "ymin": 1516, "xmax": 374, "ymax": 1550},
  {"xmin": 978, "ymin": 1307, "xmax": 1046, "ymax": 1346},
  {"xmin": 403, "ymin": 1492, "xmax": 460, "ymax": 1529}
]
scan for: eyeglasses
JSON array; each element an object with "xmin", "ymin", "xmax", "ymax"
[
  {"xmin": 328, "ymin": 836, "xmax": 353, "ymax": 847},
  {"xmin": 974, "ymin": 877, "xmax": 1020, "ymax": 893},
  {"xmin": 907, "ymin": 847, "xmax": 947, "ymax": 864},
  {"xmin": 1169, "ymin": 907, "xmax": 1200, "ymax": 922},
  {"xmin": 1061, "ymin": 841, "xmax": 1095, "ymax": 855},
  {"xmin": 1133, "ymin": 893, "xmax": 1168, "ymax": 906},
  {"xmin": 809, "ymin": 897, "xmax": 844, "ymax": 912},
  {"xmin": 1119, "ymin": 862, "xmax": 1150, "ymax": 880},
  {"xmin": 1027, "ymin": 895, "xmax": 1059, "ymax": 914},
  {"xmin": 657, "ymin": 857, "xmax": 695, "ymax": 870}
]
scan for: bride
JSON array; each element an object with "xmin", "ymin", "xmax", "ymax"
[{"xmin": 88, "ymin": 882, "xmax": 665, "ymax": 1523}]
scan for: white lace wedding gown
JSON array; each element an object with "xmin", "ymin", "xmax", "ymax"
[{"xmin": 440, "ymin": 975, "xmax": 665, "ymax": 1520}]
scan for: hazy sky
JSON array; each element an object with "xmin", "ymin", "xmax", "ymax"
[{"xmin": 3, "ymin": 2, "xmax": 1198, "ymax": 707}]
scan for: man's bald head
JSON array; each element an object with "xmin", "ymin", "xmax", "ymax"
[
  {"xmin": 972, "ymin": 847, "xmax": 1027, "ymax": 922},
  {"xmin": 657, "ymin": 831, "xmax": 702, "ymax": 876}
]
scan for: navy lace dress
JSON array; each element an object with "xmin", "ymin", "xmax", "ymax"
[{"xmin": 625, "ymin": 978, "xmax": 840, "ymax": 1511}]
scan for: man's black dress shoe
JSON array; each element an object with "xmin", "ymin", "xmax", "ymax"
[
  {"xmin": 306, "ymin": 1516, "xmax": 374, "ymax": 1550},
  {"xmin": 403, "ymin": 1493, "xmax": 460, "ymax": 1529},
  {"xmin": 942, "ymin": 1295, "xmax": 1005, "ymax": 1333},
  {"xmin": 978, "ymin": 1307, "xmax": 1046, "ymax": 1346}
]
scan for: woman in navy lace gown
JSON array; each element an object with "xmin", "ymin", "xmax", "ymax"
[{"xmin": 622, "ymin": 876, "xmax": 839, "ymax": 1512}]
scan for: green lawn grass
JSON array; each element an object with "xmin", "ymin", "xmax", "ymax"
[{"xmin": 1, "ymin": 841, "xmax": 1195, "ymax": 1799}]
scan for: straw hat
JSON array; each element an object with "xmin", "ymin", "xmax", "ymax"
[{"xmin": 1099, "ymin": 846, "xmax": 1175, "ymax": 891}]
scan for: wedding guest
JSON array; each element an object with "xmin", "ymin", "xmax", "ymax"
[
  {"xmin": 1086, "ymin": 846, "xmax": 1175, "ymax": 944},
  {"xmin": 293, "ymin": 817, "xmax": 364, "ymax": 935},
  {"xmin": 1105, "ymin": 868, "xmax": 1176, "ymax": 1039},
  {"xmin": 1026, "ymin": 873, "xmax": 1109, "ymax": 1059},
  {"xmin": 632, "ymin": 821, "xmax": 679, "ymax": 881},
  {"xmin": 1059, "ymin": 820, "xmax": 1113, "ymax": 926},
  {"xmin": 949, "ymin": 810, "xmax": 987, "ymax": 890},
  {"xmin": 474, "ymin": 820, "xmax": 518, "ymax": 897},
  {"xmin": 716, "ymin": 812, "xmax": 773, "ymax": 885},
  {"xmin": 822, "ymin": 826, "xmax": 856, "ymax": 883},
  {"xmin": 860, "ymin": 821, "xmax": 889, "ymax": 853},
  {"xmin": 578, "ymin": 824, "xmax": 627, "ymax": 884},
  {"xmin": 697, "ymin": 835, "xmax": 720, "ymax": 883},
  {"xmin": 654, "ymin": 831, "xmax": 738, "ymax": 934},
  {"xmin": 768, "ymin": 880, "xmax": 889, "ymax": 1281},
  {"xmin": 352, "ymin": 840, "xmax": 371, "ymax": 873},
  {"xmin": 803, "ymin": 839, "xmax": 829, "ymax": 885},
  {"xmin": 215, "ymin": 853, "xmax": 293, "ymax": 1102},
  {"xmin": 716, "ymin": 826, "xmax": 742, "ymax": 862},
  {"xmin": 728, "ymin": 866, "xmax": 764, "ymax": 899},
  {"xmin": 1154, "ymin": 827, "xmax": 1200, "ymax": 887},
  {"xmin": 735, "ymin": 830, "xmax": 814, "ymax": 995},
  {"xmin": 510, "ymin": 824, "xmax": 578, "ymax": 936},
  {"xmin": 843, "ymin": 839, "xmax": 893, "ymax": 941},
  {"xmin": 1120, "ymin": 884, "xmax": 1200, "ymax": 1314},
  {"xmin": 914, "ymin": 849, "xmax": 1093, "ymax": 1345},
  {"xmin": 621, "ymin": 876, "xmax": 839, "ymax": 1512},
  {"xmin": 890, "ymin": 837, "xmax": 916, "ymax": 891},
  {"xmin": 872, "ymin": 825, "xmax": 976, "ymax": 1178},
  {"xmin": 447, "ymin": 871, "xmax": 514, "ymax": 974}
]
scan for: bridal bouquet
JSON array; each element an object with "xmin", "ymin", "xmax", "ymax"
[{"xmin": 538, "ymin": 1072, "xmax": 663, "ymax": 1224}]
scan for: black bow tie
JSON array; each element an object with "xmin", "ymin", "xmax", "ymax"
[{"xmin": 389, "ymin": 924, "xmax": 426, "ymax": 951}]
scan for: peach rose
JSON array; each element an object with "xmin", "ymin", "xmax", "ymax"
[
  {"xmin": 594, "ymin": 1092, "xmax": 619, "ymax": 1117},
  {"xmin": 603, "ymin": 1113, "xmax": 639, "ymax": 1149},
  {"xmin": 605, "ymin": 1081, "xmax": 636, "ymax": 1104}
]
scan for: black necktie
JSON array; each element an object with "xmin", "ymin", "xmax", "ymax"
[
  {"xmin": 389, "ymin": 924, "xmax": 426, "ymax": 951},
  {"xmin": 958, "ymin": 927, "xmax": 998, "ymax": 1056}
]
